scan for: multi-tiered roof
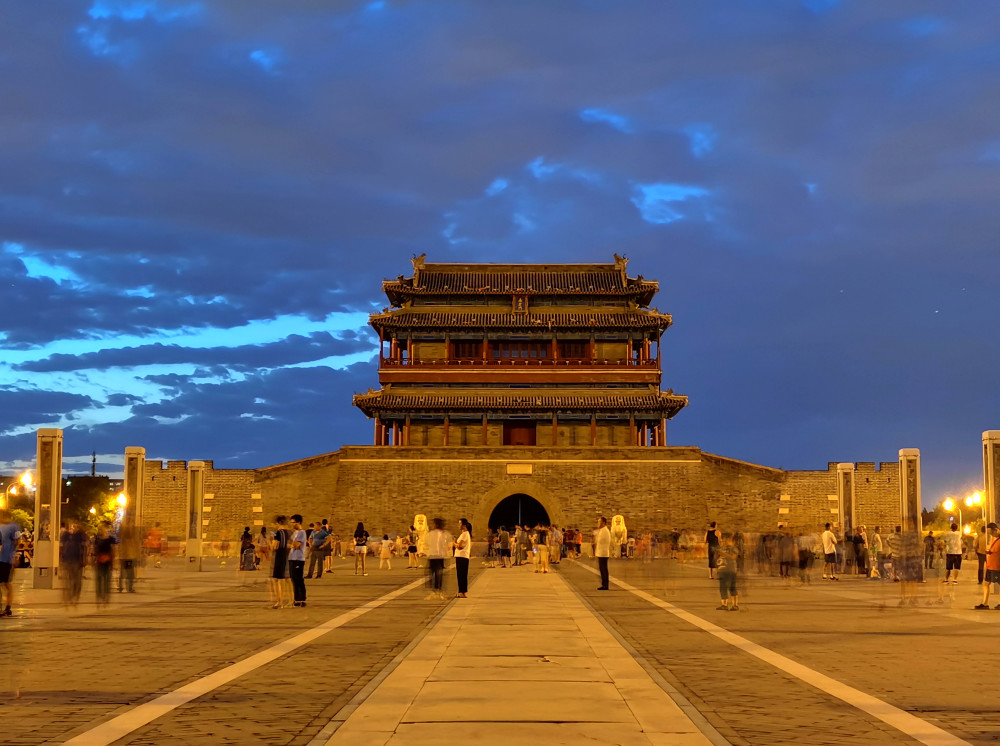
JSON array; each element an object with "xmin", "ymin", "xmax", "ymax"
[{"xmin": 353, "ymin": 255, "xmax": 687, "ymax": 444}]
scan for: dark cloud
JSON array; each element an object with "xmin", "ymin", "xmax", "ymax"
[
  {"xmin": 0, "ymin": 389, "xmax": 95, "ymax": 432},
  {"xmin": 69, "ymin": 362, "xmax": 378, "ymax": 467},
  {"xmin": 15, "ymin": 331, "xmax": 375, "ymax": 372},
  {"xmin": 1, "ymin": 1, "xmax": 998, "ymax": 501}
]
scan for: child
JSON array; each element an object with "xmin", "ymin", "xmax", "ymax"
[{"xmin": 379, "ymin": 534, "xmax": 393, "ymax": 570}]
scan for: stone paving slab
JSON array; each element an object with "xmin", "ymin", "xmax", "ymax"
[
  {"xmin": 326, "ymin": 570, "xmax": 713, "ymax": 746},
  {"xmin": 561, "ymin": 558, "xmax": 994, "ymax": 745}
]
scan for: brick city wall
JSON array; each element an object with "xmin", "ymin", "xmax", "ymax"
[
  {"xmin": 143, "ymin": 460, "xmax": 259, "ymax": 548},
  {"xmin": 141, "ymin": 449, "xmax": 904, "ymax": 547}
]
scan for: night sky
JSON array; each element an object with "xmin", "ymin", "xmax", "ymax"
[{"xmin": 2, "ymin": 1, "xmax": 998, "ymax": 508}]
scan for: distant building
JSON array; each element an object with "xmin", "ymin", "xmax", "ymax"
[{"xmin": 141, "ymin": 257, "xmax": 903, "ymax": 546}]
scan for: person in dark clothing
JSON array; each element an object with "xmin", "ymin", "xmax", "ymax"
[
  {"xmin": 706, "ymin": 522, "xmax": 720, "ymax": 579},
  {"xmin": 61, "ymin": 521, "xmax": 89, "ymax": 608},
  {"xmin": 93, "ymin": 521, "xmax": 117, "ymax": 608}
]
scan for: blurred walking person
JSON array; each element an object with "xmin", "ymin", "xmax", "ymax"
[
  {"xmin": 0, "ymin": 509, "xmax": 21, "ymax": 617},
  {"xmin": 534, "ymin": 524, "xmax": 550, "ymax": 574},
  {"xmin": 425, "ymin": 517, "xmax": 448, "ymax": 599},
  {"xmin": 61, "ymin": 520, "xmax": 89, "ymax": 608},
  {"xmin": 453, "ymin": 519, "xmax": 471, "ymax": 597},
  {"xmin": 595, "ymin": 516, "xmax": 611, "ymax": 590},
  {"xmin": 93, "ymin": 521, "xmax": 117, "ymax": 609}
]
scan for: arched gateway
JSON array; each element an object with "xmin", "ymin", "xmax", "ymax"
[{"xmin": 488, "ymin": 493, "xmax": 550, "ymax": 530}]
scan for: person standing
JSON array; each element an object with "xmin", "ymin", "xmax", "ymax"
[
  {"xmin": 534, "ymin": 524, "xmax": 550, "ymax": 574},
  {"xmin": 924, "ymin": 531, "xmax": 936, "ymax": 570},
  {"xmin": 288, "ymin": 515, "xmax": 307, "ymax": 607},
  {"xmin": 974, "ymin": 524, "xmax": 989, "ymax": 585},
  {"xmin": 239, "ymin": 527, "xmax": 256, "ymax": 572},
  {"xmin": 406, "ymin": 525, "xmax": 419, "ymax": 569},
  {"xmin": 379, "ymin": 535, "xmax": 393, "ymax": 570},
  {"xmin": 425, "ymin": 517, "xmax": 448, "ymax": 599},
  {"xmin": 0, "ymin": 509, "xmax": 21, "ymax": 617},
  {"xmin": 943, "ymin": 523, "xmax": 963, "ymax": 585},
  {"xmin": 869, "ymin": 526, "xmax": 884, "ymax": 579},
  {"xmin": 497, "ymin": 526, "xmax": 510, "ymax": 568},
  {"xmin": 353, "ymin": 522, "xmax": 370, "ymax": 576},
  {"xmin": 595, "ymin": 516, "xmax": 611, "ymax": 590},
  {"xmin": 821, "ymin": 523, "xmax": 839, "ymax": 580},
  {"xmin": 453, "ymin": 519, "xmax": 471, "ymax": 597},
  {"xmin": 306, "ymin": 522, "xmax": 329, "ymax": 579},
  {"xmin": 93, "ymin": 521, "xmax": 117, "ymax": 609},
  {"xmin": 705, "ymin": 522, "xmax": 720, "ymax": 579},
  {"xmin": 269, "ymin": 516, "xmax": 290, "ymax": 609},
  {"xmin": 975, "ymin": 523, "xmax": 1000, "ymax": 609}
]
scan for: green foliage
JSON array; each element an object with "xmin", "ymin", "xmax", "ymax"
[{"xmin": 9, "ymin": 508, "xmax": 33, "ymax": 533}]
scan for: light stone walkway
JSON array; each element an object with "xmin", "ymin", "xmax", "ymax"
[{"xmin": 325, "ymin": 569, "xmax": 714, "ymax": 746}]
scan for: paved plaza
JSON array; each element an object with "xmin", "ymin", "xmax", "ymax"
[{"xmin": 1, "ymin": 554, "xmax": 997, "ymax": 745}]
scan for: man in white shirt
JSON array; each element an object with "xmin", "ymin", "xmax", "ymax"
[
  {"xmin": 943, "ymin": 523, "xmax": 963, "ymax": 585},
  {"xmin": 821, "ymin": 523, "xmax": 839, "ymax": 581},
  {"xmin": 595, "ymin": 516, "xmax": 612, "ymax": 590}
]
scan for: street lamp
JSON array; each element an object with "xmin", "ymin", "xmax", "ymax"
[
  {"xmin": 942, "ymin": 497, "xmax": 963, "ymax": 534},
  {"xmin": 966, "ymin": 492, "xmax": 984, "ymax": 531}
]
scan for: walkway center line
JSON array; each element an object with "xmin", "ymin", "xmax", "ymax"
[
  {"xmin": 63, "ymin": 577, "xmax": 425, "ymax": 746},
  {"xmin": 577, "ymin": 565, "xmax": 971, "ymax": 746}
]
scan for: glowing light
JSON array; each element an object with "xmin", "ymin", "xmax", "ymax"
[
  {"xmin": 116, "ymin": 493, "xmax": 128, "ymax": 507},
  {"xmin": 963, "ymin": 525, "xmax": 972, "ymax": 535},
  {"xmin": 20, "ymin": 472, "xmax": 32, "ymax": 488},
  {"xmin": 942, "ymin": 498, "xmax": 955, "ymax": 512},
  {"xmin": 89, "ymin": 506, "xmax": 97, "ymax": 515},
  {"xmin": 967, "ymin": 492, "xmax": 983, "ymax": 506}
]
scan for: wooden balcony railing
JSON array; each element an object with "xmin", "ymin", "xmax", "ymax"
[{"xmin": 380, "ymin": 357, "xmax": 658, "ymax": 368}]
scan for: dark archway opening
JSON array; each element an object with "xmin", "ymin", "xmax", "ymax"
[{"xmin": 489, "ymin": 493, "xmax": 550, "ymax": 531}]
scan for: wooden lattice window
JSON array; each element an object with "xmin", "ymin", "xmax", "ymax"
[{"xmin": 452, "ymin": 340, "xmax": 483, "ymax": 359}]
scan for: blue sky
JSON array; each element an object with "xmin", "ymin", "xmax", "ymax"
[{"xmin": 1, "ymin": 0, "xmax": 999, "ymax": 507}]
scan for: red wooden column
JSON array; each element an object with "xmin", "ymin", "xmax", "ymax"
[
  {"xmin": 404, "ymin": 415, "xmax": 411, "ymax": 446},
  {"xmin": 443, "ymin": 415, "xmax": 450, "ymax": 446},
  {"xmin": 482, "ymin": 414, "xmax": 488, "ymax": 445},
  {"xmin": 590, "ymin": 414, "xmax": 597, "ymax": 446},
  {"xmin": 392, "ymin": 421, "xmax": 399, "ymax": 446},
  {"xmin": 552, "ymin": 413, "xmax": 558, "ymax": 445},
  {"xmin": 374, "ymin": 417, "xmax": 381, "ymax": 446},
  {"xmin": 629, "ymin": 413, "xmax": 636, "ymax": 446},
  {"xmin": 661, "ymin": 418, "xmax": 667, "ymax": 446}
]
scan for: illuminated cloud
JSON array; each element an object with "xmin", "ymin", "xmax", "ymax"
[
  {"xmin": 485, "ymin": 178, "xmax": 509, "ymax": 196},
  {"xmin": 683, "ymin": 124, "xmax": 718, "ymax": 158},
  {"xmin": 630, "ymin": 183, "xmax": 710, "ymax": 224},
  {"xmin": 250, "ymin": 48, "xmax": 282, "ymax": 73},
  {"xmin": 579, "ymin": 108, "xmax": 634, "ymax": 134}
]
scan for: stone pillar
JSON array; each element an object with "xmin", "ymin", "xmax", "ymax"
[
  {"xmin": 123, "ymin": 447, "xmax": 145, "ymax": 532},
  {"xmin": 33, "ymin": 428, "xmax": 63, "ymax": 589},
  {"xmin": 836, "ymin": 463, "xmax": 855, "ymax": 538},
  {"xmin": 984, "ymin": 432, "xmax": 1000, "ymax": 528},
  {"xmin": 186, "ymin": 461, "xmax": 206, "ymax": 570},
  {"xmin": 898, "ymin": 449, "xmax": 922, "ymax": 534}
]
